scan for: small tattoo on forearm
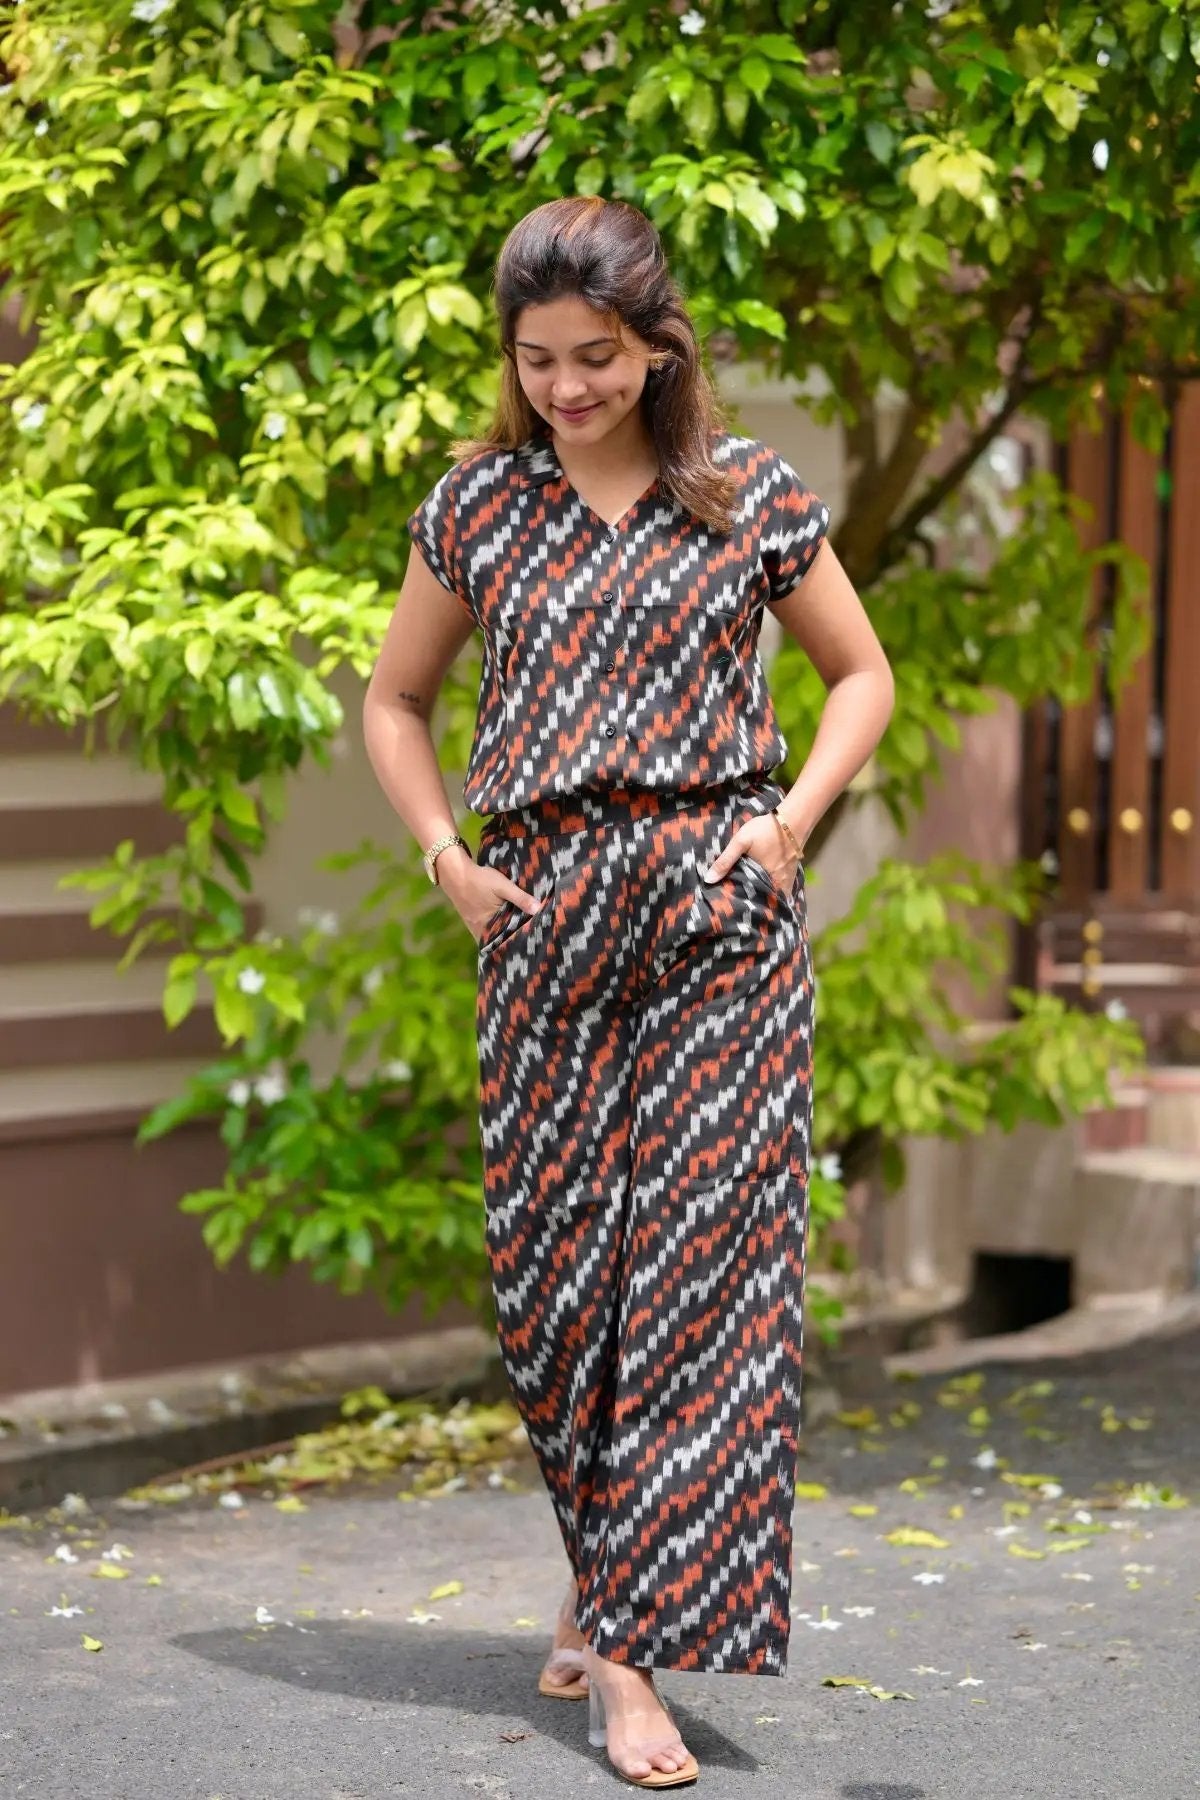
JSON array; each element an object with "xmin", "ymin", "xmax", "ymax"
[{"xmin": 396, "ymin": 688, "xmax": 424, "ymax": 706}]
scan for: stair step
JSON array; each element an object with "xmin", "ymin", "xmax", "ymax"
[
  {"xmin": 0, "ymin": 861, "xmax": 260, "ymax": 963},
  {"xmin": 0, "ymin": 706, "xmax": 129, "ymax": 758},
  {"xmin": 0, "ymin": 959, "xmax": 221, "ymax": 1070},
  {"xmin": 2, "ymin": 754, "xmax": 162, "ymax": 807},
  {"xmin": 0, "ymin": 796, "xmax": 182, "ymax": 863},
  {"xmin": 0, "ymin": 1057, "xmax": 217, "ymax": 1144}
]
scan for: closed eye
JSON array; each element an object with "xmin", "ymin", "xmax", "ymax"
[{"xmin": 526, "ymin": 359, "xmax": 613, "ymax": 370}]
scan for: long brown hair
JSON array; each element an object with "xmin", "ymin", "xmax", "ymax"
[{"xmin": 449, "ymin": 196, "xmax": 741, "ymax": 533}]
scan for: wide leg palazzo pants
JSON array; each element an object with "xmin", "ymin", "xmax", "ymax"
[{"xmin": 473, "ymin": 774, "xmax": 814, "ymax": 1676}]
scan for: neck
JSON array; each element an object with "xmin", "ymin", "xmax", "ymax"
[{"xmin": 550, "ymin": 409, "xmax": 657, "ymax": 480}]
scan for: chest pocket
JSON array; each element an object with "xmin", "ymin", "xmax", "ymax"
[{"xmin": 491, "ymin": 589, "xmax": 607, "ymax": 709}]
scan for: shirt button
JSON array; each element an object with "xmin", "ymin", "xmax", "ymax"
[
  {"xmin": 605, "ymin": 529, "xmax": 618, "ymax": 542},
  {"xmin": 605, "ymin": 659, "xmax": 616, "ymax": 673},
  {"xmin": 602, "ymin": 588, "xmax": 615, "ymax": 602},
  {"xmin": 604, "ymin": 724, "xmax": 616, "ymax": 737}
]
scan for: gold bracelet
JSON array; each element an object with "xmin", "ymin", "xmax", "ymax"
[{"xmin": 772, "ymin": 809, "xmax": 803, "ymax": 862}]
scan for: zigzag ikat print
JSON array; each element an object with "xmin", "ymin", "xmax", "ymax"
[
  {"xmin": 406, "ymin": 427, "xmax": 830, "ymax": 817},
  {"xmin": 474, "ymin": 776, "xmax": 813, "ymax": 1675}
]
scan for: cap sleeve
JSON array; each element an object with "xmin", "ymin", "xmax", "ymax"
[
  {"xmin": 406, "ymin": 461, "xmax": 477, "ymax": 626},
  {"xmin": 758, "ymin": 449, "xmax": 831, "ymax": 604}
]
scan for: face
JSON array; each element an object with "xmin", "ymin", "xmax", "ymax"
[{"xmin": 511, "ymin": 294, "xmax": 654, "ymax": 439}]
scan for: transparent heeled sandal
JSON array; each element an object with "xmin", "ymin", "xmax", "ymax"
[
  {"xmin": 537, "ymin": 1580, "xmax": 590, "ymax": 1700},
  {"xmin": 585, "ymin": 1648, "xmax": 700, "ymax": 1789}
]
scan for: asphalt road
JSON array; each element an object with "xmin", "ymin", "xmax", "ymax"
[{"xmin": 3, "ymin": 1326, "xmax": 1200, "ymax": 1800}]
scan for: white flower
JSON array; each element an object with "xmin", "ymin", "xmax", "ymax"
[
  {"xmin": 1021, "ymin": 1642, "xmax": 1047, "ymax": 1652},
  {"xmin": 219, "ymin": 1372, "xmax": 244, "ymax": 1395},
  {"xmin": 146, "ymin": 1398, "xmax": 177, "ymax": 1424},
  {"xmin": 406, "ymin": 1607, "xmax": 442, "ymax": 1625},
  {"xmin": 1073, "ymin": 1510, "xmax": 1093, "ymax": 1525},
  {"xmin": 957, "ymin": 1675, "xmax": 984, "ymax": 1687},
  {"xmin": 1092, "ymin": 139, "xmax": 1109, "ymax": 171},
  {"xmin": 101, "ymin": 1543, "xmax": 133, "ymax": 1562},
  {"xmin": 131, "ymin": 0, "xmax": 173, "ymax": 19},
  {"xmin": 1040, "ymin": 849, "xmax": 1059, "ymax": 876},
  {"xmin": 262, "ymin": 411, "xmax": 287, "ymax": 440},
  {"xmin": 226, "ymin": 1078, "xmax": 252, "ymax": 1107},
  {"xmin": 1039, "ymin": 1482, "xmax": 1064, "ymax": 1499},
  {"xmin": 254, "ymin": 1071, "xmax": 286, "ymax": 1106},
  {"xmin": 1061, "ymin": 1571, "xmax": 1092, "ymax": 1582},
  {"xmin": 255, "ymin": 1605, "xmax": 275, "ymax": 1624},
  {"xmin": 963, "ymin": 638, "xmax": 981, "ymax": 664},
  {"xmin": 99, "ymin": 1401, "xmax": 129, "ymax": 1421},
  {"xmin": 382, "ymin": 1058, "xmax": 413, "ymax": 1083},
  {"xmin": 1104, "ymin": 999, "xmax": 1127, "ymax": 1022},
  {"xmin": 971, "ymin": 1447, "xmax": 997, "ymax": 1470},
  {"xmin": 33, "ymin": 119, "xmax": 49, "ymax": 137},
  {"xmin": 842, "ymin": 1605, "xmax": 875, "ymax": 1618},
  {"xmin": 913, "ymin": 1572, "xmax": 945, "ymax": 1585},
  {"xmin": 990, "ymin": 1525, "xmax": 1019, "ymax": 1537},
  {"xmin": 60, "ymin": 1493, "xmax": 89, "ymax": 1516},
  {"xmin": 236, "ymin": 966, "xmax": 266, "ymax": 995},
  {"xmin": 17, "ymin": 402, "xmax": 47, "ymax": 432},
  {"xmin": 487, "ymin": 1471, "xmax": 505, "ymax": 1488},
  {"xmin": 1122, "ymin": 1563, "xmax": 1155, "ymax": 1574},
  {"xmin": 362, "ymin": 965, "xmax": 386, "ymax": 996},
  {"xmin": 47, "ymin": 1603, "xmax": 84, "ymax": 1618},
  {"xmin": 218, "ymin": 1491, "xmax": 245, "ymax": 1510},
  {"xmin": 679, "ymin": 8, "xmax": 706, "ymax": 32},
  {"xmin": 816, "ymin": 1152, "xmax": 842, "ymax": 1183},
  {"xmin": 52, "ymin": 1545, "xmax": 79, "ymax": 1564}
]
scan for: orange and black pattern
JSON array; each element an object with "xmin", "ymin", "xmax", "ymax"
[
  {"xmin": 406, "ymin": 424, "xmax": 830, "ymax": 818},
  {"xmin": 474, "ymin": 775, "xmax": 813, "ymax": 1675}
]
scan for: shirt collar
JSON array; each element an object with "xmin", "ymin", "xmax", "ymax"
[{"xmin": 516, "ymin": 427, "xmax": 561, "ymax": 488}]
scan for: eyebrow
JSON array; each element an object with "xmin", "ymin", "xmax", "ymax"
[{"xmin": 514, "ymin": 336, "xmax": 615, "ymax": 351}]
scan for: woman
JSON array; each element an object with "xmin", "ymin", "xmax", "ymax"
[{"xmin": 364, "ymin": 195, "xmax": 894, "ymax": 1789}]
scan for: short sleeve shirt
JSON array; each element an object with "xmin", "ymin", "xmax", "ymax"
[{"xmin": 405, "ymin": 424, "xmax": 830, "ymax": 818}]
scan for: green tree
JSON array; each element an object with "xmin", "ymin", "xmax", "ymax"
[{"xmin": 1, "ymin": 0, "xmax": 1172, "ymax": 1333}]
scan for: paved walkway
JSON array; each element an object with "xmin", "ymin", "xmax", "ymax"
[{"xmin": 4, "ymin": 1325, "xmax": 1200, "ymax": 1799}]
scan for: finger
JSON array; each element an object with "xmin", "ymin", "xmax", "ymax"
[
  {"xmin": 498, "ymin": 878, "xmax": 544, "ymax": 915},
  {"xmin": 701, "ymin": 838, "xmax": 736, "ymax": 881}
]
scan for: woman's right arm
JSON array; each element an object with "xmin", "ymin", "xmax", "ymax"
[{"xmin": 362, "ymin": 547, "xmax": 538, "ymax": 939}]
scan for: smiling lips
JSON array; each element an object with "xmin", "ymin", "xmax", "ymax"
[{"xmin": 557, "ymin": 403, "xmax": 599, "ymax": 420}]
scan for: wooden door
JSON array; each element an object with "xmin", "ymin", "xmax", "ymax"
[{"xmin": 1021, "ymin": 386, "xmax": 1200, "ymax": 1051}]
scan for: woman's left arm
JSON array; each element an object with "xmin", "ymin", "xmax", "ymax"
[{"xmin": 767, "ymin": 538, "xmax": 895, "ymax": 849}]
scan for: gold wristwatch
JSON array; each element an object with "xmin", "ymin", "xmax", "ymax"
[{"xmin": 423, "ymin": 831, "xmax": 469, "ymax": 885}]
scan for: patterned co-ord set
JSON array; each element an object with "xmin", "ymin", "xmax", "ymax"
[{"xmin": 407, "ymin": 422, "xmax": 830, "ymax": 1677}]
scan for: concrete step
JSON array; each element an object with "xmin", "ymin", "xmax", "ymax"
[
  {"xmin": 0, "ymin": 755, "xmax": 181, "ymax": 863},
  {"xmin": 0, "ymin": 1056, "xmax": 217, "ymax": 1144},
  {"xmin": 0, "ymin": 957, "xmax": 221, "ymax": 1071},
  {"xmin": 0, "ymin": 704, "xmax": 129, "ymax": 758},
  {"xmin": 0, "ymin": 859, "xmax": 260, "ymax": 963},
  {"xmin": 1072, "ymin": 1145, "xmax": 1200, "ymax": 1303}
]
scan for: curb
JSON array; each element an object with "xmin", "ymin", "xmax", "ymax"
[{"xmin": 0, "ymin": 1325, "xmax": 500, "ymax": 1515}]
